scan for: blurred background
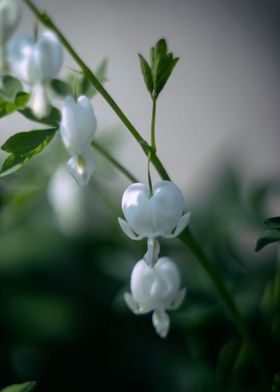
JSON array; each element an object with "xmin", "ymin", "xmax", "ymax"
[{"xmin": 0, "ymin": 0, "xmax": 280, "ymax": 391}]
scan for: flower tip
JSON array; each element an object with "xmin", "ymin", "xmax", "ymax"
[
  {"xmin": 67, "ymin": 152, "xmax": 96, "ymax": 186},
  {"xmin": 152, "ymin": 310, "xmax": 170, "ymax": 338}
]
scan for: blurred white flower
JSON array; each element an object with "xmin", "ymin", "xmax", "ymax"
[
  {"xmin": 0, "ymin": 0, "xmax": 20, "ymax": 43},
  {"xmin": 124, "ymin": 257, "xmax": 186, "ymax": 338},
  {"xmin": 118, "ymin": 181, "xmax": 191, "ymax": 241},
  {"xmin": 8, "ymin": 30, "xmax": 63, "ymax": 117},
  {"xmin": 60, "ymin": 95, "xmax": 97, "ymax": 186},
  {"xmin": 0, "ymin": 0, "xmax": 20, "ymax": 74},
  {"xmin": 47, "ymin": 166, "xmax": 86, "ymax": 235}
]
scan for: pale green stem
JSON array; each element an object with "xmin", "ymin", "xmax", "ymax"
[{"xmin": 23, "ymin": 0, "xmax": 268, "ymax": 384}]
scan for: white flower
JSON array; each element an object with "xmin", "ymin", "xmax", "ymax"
[
  {"xmin": 8, "ymin": 30, "xmax": 63, "ymax": 118},
  {"xmin": 60, "ymin": 95, "xmax": 97, "ymax": 186},
  {"xmin": 47, "ymin": 166, "xmax": 86, "ymax": 235},
  {"xmin": 118, "ymin": 181, "xmax": 191, "ymax": 241},
  {"xmin": 0, "ymin": 0, "xmax": 20, "ymax": 43},
  {"xmin": 124, "ymin": 257, "xmax": 186, "ymax": 338}
]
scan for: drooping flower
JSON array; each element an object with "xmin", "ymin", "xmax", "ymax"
[
  {"xmin": 47, "ymin": 166, "xmax": 87, "ymax": 235},
  {"xmin": 124, "ymin": 257, "xmax": 186, "ymax": 338},
  {"xmin": 60, "ymin": 95, "xmax": 97, "ymax": 186},
  {"xmin": 118, "ymin": 181, "xmax": 191, "ymax": 241},
  {"xmin": 0, "ymin": 0, "xmax": 20, "ymax": 73},
  {"xmin": 7, "ymin": 30, "xmax": 63, "ymax": 117}
]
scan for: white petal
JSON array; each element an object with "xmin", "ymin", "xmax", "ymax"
[
  {"xmin": 67, "ymin": 147, "xmax": 96, "ymax": 186},
  {"xmin": 29, "ymin": 84, "xmax": 50, "ymax": 119},
  {"xmin": 152, "ymin": 309, "xmax": 170, "ymax": 338},
  {"xmin": 121, "ymin": 183, "xmax": 154, "ymax": 238},
  {"xmin": 164, "ymin": 212, "xmax": 191, "ymax": 238},
  {"xmin": 33, "ymin": 30, "xmax": 63, "ymax": 82},
  {"xmin": 118, "ymin": 218, "xmax": 142, "ymax": 240},
  {"xmin": 168, "ymin": 288, "xmax": 186, "ymax": 310},
  {"xmin": 7, "ymin": 34, "xmax": 36, "ymax": 84},
  {"xmin": 151, "ymin": 181, "xmax": 185, "ymax": 236},
  {"xmin": 124, "ymin": 292, "xmax": 140, "ymax": 314},
  {"xmin": 60, "ymin": 95, "xmax": 97, "ymax": 154}
]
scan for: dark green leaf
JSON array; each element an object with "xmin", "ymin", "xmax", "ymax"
[
  {"xmin": 138, "ymin": 54, "xmax": 153, "ymax": 95},
  {"xmin": 155, "ymin": 57, "xmax": 179, "ymax": 96},
  {"xmin": 264, "ymin": 217, "xmax": 280, "ymax": 230},
  {"xmin": 216, "ymin": 340, "xmax": 240, "ymax": 390},
  {"xmin": 49, "ymin": 78, "xmax": 72, "ymax": 97},
  {"xmin": 0, "ymin": 128, "xmax": 57, "ymax": 177},
  {"xmin": 255, "ymin": 229, "xmax": 280, "ymax": 252},
  {"xmin": 19, "ymin": 106, "xmax": 61, "ymax": 127},
  {"xmin": 0, "ymin": 381, "xmax": 36, "ymax": 392},
  {"xmin": 2, "ymin": 128, "xmax": 57, "ymax": 154}
]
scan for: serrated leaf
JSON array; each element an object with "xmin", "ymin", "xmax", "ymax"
[
  {"xmin": 216, "ymin": 340, "xmax": 240, "ymax": 390},
  {"xmin": 255, "ymin": 229, "xmax": 280, "ymax": 251},
  {"xmin": 0, "ymin": 128, "xmax": 57, "ymax": 177},
  {"xmin": 264, "ymin": 217, "xmax": 280, "ymax": 230},
  {"xmin": 138, "ymin": 54, "xmax": 153, "ymax": 95},
  {"xmin": 0, "ymin": 381, "xmax": 36, "ymax": 392},
  {"xmin": 49, "ymin": 78, "xmax": 72, "ymax": 97},
  {"xmin": 19, "ymin": 106, "xmax": 61, "ymax": 127}
]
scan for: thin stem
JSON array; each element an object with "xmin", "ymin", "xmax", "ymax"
[
  {"xmin": 91, "ymin": 140, "xmax": 139, "ymax": 183},
  {"xmin": 151, "ymin": 96, "xmax": 157, "ymax": 152},
  {"xmin": 23, "ymin": 0, "xmax": 170, "ymax": 182}
]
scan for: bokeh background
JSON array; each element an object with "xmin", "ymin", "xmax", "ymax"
[{"xmin": 0, "ymin": 0, "xmax": 280, "ymax": 391}]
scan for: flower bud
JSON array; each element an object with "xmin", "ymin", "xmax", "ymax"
[
  {"xmin": 118, "ymin": 181, "xmax": 191, "ymax": 240},
  {"xmin": 60, "ymin": 95, "xmax": 97, "ymax": 186},
  {"xmin": 124, "ymin": 257, "xmax": 186, "ymax": 338}
]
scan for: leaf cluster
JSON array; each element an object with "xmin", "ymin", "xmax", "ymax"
[{"xmin": 138, "ymin": 38, "xmax": 179, "ymax": 99}]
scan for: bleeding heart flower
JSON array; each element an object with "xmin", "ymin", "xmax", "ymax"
[
  {"xmin": 118, "ymin": 181, "xmax": 191, "ymax": 241},
  {"xmin": 8, "ymin": 30, "xmax": 63, "ymax": 118},
  {"xmin": 60, "ymin": 95, "xmax": 97, "ymax": 186},
  {"xmin": 124, "ymin": 257, "xmax": 186, "ymax": 338}
]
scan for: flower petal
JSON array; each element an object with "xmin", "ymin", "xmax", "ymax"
[
  {"xmin": 168, "ymin": 288, "xmax": 186, "ymax": 310},
  {"xmin": 30, "ymin": 84, "xmax": 50, "ymax": 118},
  {"xmin": 118, "ymin": 218, "xmax": 143, "ymax": 240},
  {"xmin": 164, "ymin": 212, "xmax": 191, "ymax": 238},
  {"xmin": 152, "ymin": 309, "xmax": 170, "ymax": 338},
  {"xmin": 67, "ymin": 147, "xmax": 96, "ymax": 186},
  {"xmin": 124, "ymin": 292, "xmax": 140, "ymax": 314}
]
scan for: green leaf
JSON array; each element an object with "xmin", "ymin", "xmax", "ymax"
[
  {"xmin": 0, "ymin": 76, "xmax": 23, "ymax": 101},
  {"xmin": 216, "ymin": 340, "xmax": 240, "ymax": 390},
  {"xmin": 138, "ymin": 54, "xmax": 153, "ymax": 95},
  {"xmin": 264, "ymin": 217, "xmax": 280, "ymax": 229},
  {"xmin": 14, "ymin": 92, "xmax": 30, "ymax": 108},
  {"xmin": 0, "ymin": 91, "xmax": 30, "ymax": 119},
  {"xmin": 140, "ymin": 38, "xmax": 179, "ymax": 98},
  {"xmin": 255, "ymin": 229, "xmax": 280, "ymax": 252},
  {"xmin": 19, "ymin": 106, "xmax": 61, "ymax": 127},
  {"xmin": 0, "ymin": 128, "xmax": 57, "ymax": 177},
  {"xmin": 0, "ymin": 381, "xmax": 36, "ymax": 392},
  {"xmin": 49, "ymin": 78, "xmax": 72, "ymax": 97}
]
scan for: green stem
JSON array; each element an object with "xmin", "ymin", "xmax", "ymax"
[
  {"xmin": 23, "ymin": 0, "xmax": 268, "ymax": 384},
  {"xmin": 151, "ymin": 96, "xmax": 157, "ymax": 152},
  {"xmin": 91, "ymin": 140, "xmax": 139, "ymax": 183},
  {"xmin": 23, "ymin": 0, "xmax": 170, "ymax": 182}
]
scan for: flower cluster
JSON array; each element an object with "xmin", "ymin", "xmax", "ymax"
[{"xmin": 119, "ymin": 180, "xmax": 190, "ymax": 337}]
